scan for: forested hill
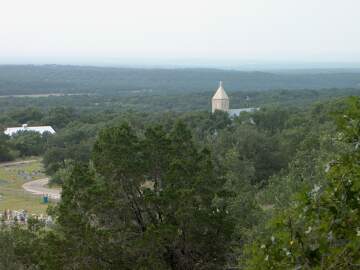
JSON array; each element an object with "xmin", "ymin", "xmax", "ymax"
[{"xmin": 1, "ymin": 65, "xmax": 360, "ymax": 95}]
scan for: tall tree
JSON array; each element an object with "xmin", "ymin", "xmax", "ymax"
[
  {"xmin": 0, "ymin": 133, "xmax": 13, "ymax": 161},
  {"xmin": 55, "ymin": 121, "xmax": 233, "ymax": 269}
]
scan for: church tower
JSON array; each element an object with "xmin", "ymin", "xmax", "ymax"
[{"xmin": 212, "ymin": 81, "xmax": 229, "ymax": 113}]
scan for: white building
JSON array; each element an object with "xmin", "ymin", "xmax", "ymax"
[
  {"xmin": 4, "ymin": 124, "xmax": 56, "ymax": 136},
  {"xmin": 211, "ymin": 81, "xmax": 259, "ymax": 116}
]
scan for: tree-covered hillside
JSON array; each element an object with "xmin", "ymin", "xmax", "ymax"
[
  {"xmin": 1, "ymin": 92, "xmax": 359, "ymax": 269},
  {"xmin": 1, "ymin": 65, "xmax": 360, "ymax": 95}
]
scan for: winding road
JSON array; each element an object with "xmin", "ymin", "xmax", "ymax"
[
  {"xmin": 22, "ymin": 178, "xmax": 61, "ymax": 200},
  {"xmin": 0, "ymin": 159, "xmax": 62, "ymax": 201}
]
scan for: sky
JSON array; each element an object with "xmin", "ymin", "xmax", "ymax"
[{"xmin": 1, "ymin": 0, "xmax": 360, "ymax": 68}]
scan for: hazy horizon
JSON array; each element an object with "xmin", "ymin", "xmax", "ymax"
[
  {"xmin": 1, "ymin": 0, "xmax": 360, "ymax": 68},
  {"xmin": 2, "ymin": 60, "xmax": 360, "ymax": 72}
]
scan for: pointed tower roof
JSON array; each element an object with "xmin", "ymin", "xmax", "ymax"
[{"xmin": 212, "ymin": 81, "xmax": 229, "ymax": 100}]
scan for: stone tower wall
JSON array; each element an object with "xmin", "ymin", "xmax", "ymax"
[{"xmin": 212, "ymin": 98, "xmax": 229, "ymax": 113}]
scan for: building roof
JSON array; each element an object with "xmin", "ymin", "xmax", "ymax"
[
  {"xmin": 228, "ymin": 108, "xmax": 259, "ymax": 117},
  {"xmin": 4, "ymin": 124, "xmax": 56, "ymax": 136},
  {"xmin": 212, "ymin": 81, "xmax": 229, "ymax": 100}
]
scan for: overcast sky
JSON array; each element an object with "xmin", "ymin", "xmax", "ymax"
[{"xmin": 1, "ymin": 0, "xmax": 360, "ymax": 67}]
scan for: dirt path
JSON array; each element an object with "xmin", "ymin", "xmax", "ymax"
[
  {"xmin": 0, "ymin": 159, "xmax": 39, "ymax": 168},
  {"xmin": 0, "ymin": 159, "xmax": 62, "ymax": 201},
  {"xmin": 22, "ymin": 178, "xmax": 61, "ymax": 200}
]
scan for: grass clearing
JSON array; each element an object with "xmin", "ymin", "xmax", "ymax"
[{"xmin": 0, "ymin": 159, "xmax": 53, "ymax": 214}]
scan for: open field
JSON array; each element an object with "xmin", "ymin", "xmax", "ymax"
[{"xmin": 0, "ymin": 159, "xmax": 54, "ymax": 214}]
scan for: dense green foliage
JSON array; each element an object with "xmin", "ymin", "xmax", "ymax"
[
  {"xmin": 54, "ymin": 122, "xmax": 233, "ymax": 269},
  {"xmin": 0, "ymin": 71, "xmax": 359, "ymax": 269},
  {"xmin": 0, "ymin": 130, "xmax": 51, "ymax": 161},
  {"xmin": 1, "ymin": 88, "xmax": 360, "ymax": 114},
  {"xmin": 0, "ymin": 133, "xmax": 13, "ymax": 162},
  {"xmin": 11, "ymin": 131, "xmax": 49, "ymax": 157},
  {"xmin": 245, "ymin": 97, "xmax": 360, "ymax": 269}
]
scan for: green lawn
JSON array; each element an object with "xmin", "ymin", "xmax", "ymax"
[{"xmin": 0, "ymin": 159, "xmax": 53, "ymax": 214}]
